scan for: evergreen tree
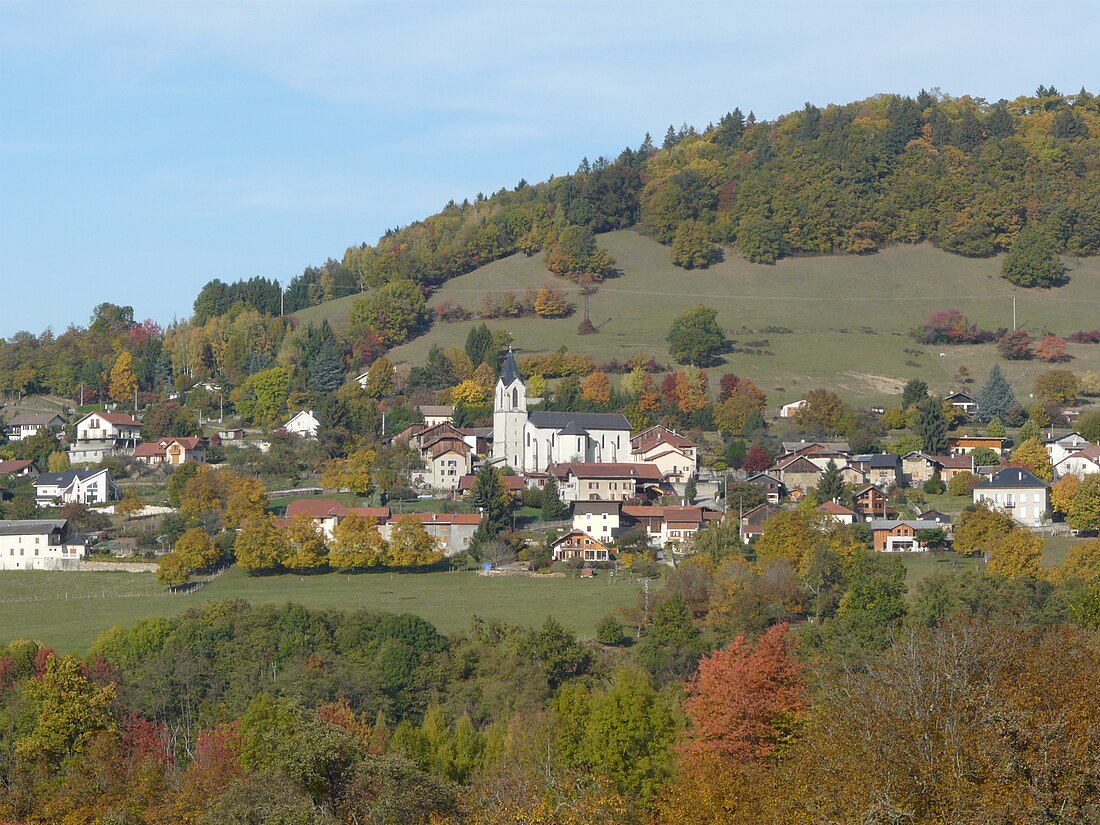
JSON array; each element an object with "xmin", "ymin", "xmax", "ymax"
[
  {"xmin": 309, "ymin": 341, "xmax": 344, "ymax": 395},
  {"xmin": 662, "ymin": 125, "xmax": 678, "ymax": 149},
  {"xmin": 639, "ymin": 132, "xmax": 655, "ymax": 154},
  {"xmin": 901, "ymin": 378, "xmax": 929, "ymax": 409},
  {"xmin": 917, "ymin": 397, "xmax": 949, "ymax": 455},
  {"xmin": 465, "ymin": 324, "xmax": 493, "ymax": 368},
  {"xmin": 683, "ymin": 475, "xmax": 698, "ymax": 504},
  {"xmin": 884, "ymin": 96, "xmax": 921, "ymax": 154},
  {"xmin": 976, "ymin": 365, "xmax": 1017, "ymax": 423},
  {"xmin": 542, "ymin": 474, "xmax": 568, "ymax": 521},
  {"xmin": 469, "ymin": 463, "xmax": 511, "ymax": 546},
  {"xmin": 1002, "ymin": 226, "xmax": 1067, "ymax": 287},
  {"xmin": 985, "ymin": 100, "xmax": 1014, "ymax": 138},
  {"xmin": 814, "ymin": 459, "xmax": 846, "ymax": 503}
]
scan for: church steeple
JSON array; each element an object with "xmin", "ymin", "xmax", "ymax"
[{"xmin": 499, "ymin": 347, "xmax": 521, "ymax": 386}]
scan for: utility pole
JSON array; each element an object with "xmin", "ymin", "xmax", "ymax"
[{"xmin": 1013, "ymin": 292, "xmax": 1017, "ymax": 330}]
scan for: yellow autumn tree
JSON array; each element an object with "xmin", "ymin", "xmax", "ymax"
[
  {"xmin": 1054, "ymin": 539, "xmax": 1100, "ymax": 584},
  {"xmin": 330, "ymin": 513, "xmax": 388, "ymax": 570},
  {"xmin": 387, "ymin": 517, "xmax": 444, "ymax": 567},
  {"xmin": 320, "ymin": 447, "xmax": 376, "ymax": 496},
  {"xmin": 451, "ymin": 378, "xmax": 490, "ymax": 406},
  {"xmin": 533, "ymin": 285, "xmax": 573, "ymax": 317},
  {"xmin": 1009, "ymin": 437, "xmax": 1053, "ymax": 481},
  {"xmin": 281, "ymin": 514, "xmax": 327, "ymax": 571},
  {"xmin": 224, "ymin": 472, "xmax": 268, "ymax": 528},
  {"xmin": 675, "ymin": 367, "xmax": 709, "ymax": 413},
  {"xmin": 108, "ymin": 350, "xmax": 137, "ymax": 405},
  {"xmin": 987, "ymin": 530, "xmax": 1043, "ymax": 580},
  {"xmin": 1051, "ymin": 474, "xmax": 1080, "ymax": 515}
]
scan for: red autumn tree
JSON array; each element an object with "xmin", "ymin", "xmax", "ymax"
[
  {"xmin": 681, "ymin": 622, "xmax": 806, "ymax": 761},
  {"xmin": 1033, "ymin": 334, "xmax": 1070, "ymax": 363},
  {"xmin": 742, "ymin": 445, "xmax": 772, "ymax": 474}
]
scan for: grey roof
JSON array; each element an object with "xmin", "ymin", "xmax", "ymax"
[
  {"xmin": 528, "ymin": 412, "xmax": 631, "ymax": 431},
  {"xmin": 557, "ymin": 421, "xmax": 590, "ymax": 436},
  {"xmin": 0, "ymin": 519, "xmax": 67, "ymax": 536},
  {"xmin": 869, "ymin": 454, "xmax": 900, "ymax": 468},
  {"xmin": 36, "ymin": 469, "xmax": 101, "ymax": 487},
  {"xmin": 6, "ymin": 412, "xmax": 63, "ymax": 426},
  {"xmin": 870, "ymin": 519, "xmax": 947, "ymax": 531},
  {"xmin": 781, "ymin": 441, "xmax": 851, "ymax": 453},
  {"xmin": 572, "ymin": 501, "xmax": 622, "ymax": 515},
  {"xmin": 418, "ymin": 405, "xmax": 455, "ymax": 417},
  {"xmin": 975, "ymin": 468, "xmax": 1048, "ymax": 489},
  {"xmin": 499, "ymin": 348, "xmax": 521, "ymax": 385}
]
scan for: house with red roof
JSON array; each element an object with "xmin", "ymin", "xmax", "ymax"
[
  {"xmin": 284, "ymin": 498, "xmax": 391, "ymax": 539},
  {"xmin": 69, "ymin": 411, "xmax": 143, "ymax": 464},
  {"xmin": 551, "ymin": 530, "xmax": 611, "ymax": 562},
  {"xmin": 629, "ymin": 425, "xmax": 699, "ymax": 482},
  {"xmin": 0, "ymin": 460, "xmax": 39, "ymax": 481},
  {"xmin": 816, "ymin": 501, "xmax": 856, "ymax": 524},
  {"xmin": 549, "ymin": 462, "xmax": 666, "ymax": 503},
  {"xmin": 134, "ymin": 437, "xmax": 208, "ymax": 467}
]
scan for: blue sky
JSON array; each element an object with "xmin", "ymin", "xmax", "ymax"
[{"xmin": 1, "ymin": 0, "xmax": 1096, "ymax": 337}]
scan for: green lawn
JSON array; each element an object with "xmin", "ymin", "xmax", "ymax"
[
  {"xmin": 297, "ymin": 230, "xmax": 1100, "ymax": 406},
  {"xmin": 897, "ymin": 534, "xmax": 1082, "ymax": 594},
  {"xmin": 0, "ymin": 567, "xmax": 646, "ymax": 654}
]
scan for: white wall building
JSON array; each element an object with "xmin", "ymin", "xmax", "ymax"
[
  {"xmin": 34, "ymin": 469, "xmax": 119, "ymax": 507},
  {"xmin": 973, "ymin": 468, "xmax": 1050, "ymax": 528},
  {"xmin": 284, "ymin": 410, "xmax": 320, "ymax": 439},
  {"xmin": 0, "ymin": 520, "xmax": 86, "ymax": 570},
  {"xmin": 4, "ymin": 412, "xmax": 64, "ymax": 442}
]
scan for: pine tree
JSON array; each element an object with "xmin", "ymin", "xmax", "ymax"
[
  {"xmin": 309, "ymin": 341, "xmax": 344, "ymax": 395},
  {"xmin": 469, "ymin": 463, "xmax": 511, "ymax": 545},
  {"xmin": 662, "ymin": 125, "xmax": 678, "ymax": 149},
  {"xmin": 917, "ymin": 397, "xmax": 949, "ymax": 455},
  {"xmin": 814, "ymin": 459, "xmax": 845, "ymax": 503},
  {"xmin": 976, "ymin": 365, "xmax": 1017, "ymax": 423},
  {"xmin": 542, "ymin": 474, "xmax": 568, "ymax": 521},
  {"xmin": 684, "ymin": 475, "xmax": 698, "ymax": 505},
  {"xmin": 465, "ymin": 324, "xmax": 493, "ymax": 367},
  {"xmin": 901, "ymin": 378, "xmax": 929, "ymax": 409}
]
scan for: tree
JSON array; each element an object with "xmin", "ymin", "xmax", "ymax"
[
  {"xmin": 464, "ymin": 323, "xmax": 493, "ymax": 367},
  {"xmin": 1056, "ymin": 539, "xmax": 1100, "ymax": 583},
  {"xmin": 533, "ymin": 286, "xmax": 573, "ymax": 318},
  {"xmin": 743, "ymin": 445, "xmax": 772, "ymax": 473},
  {"xmin": 953, "ymin": 505, "xmax": 1016, "ymax": 556},
  {"xmin": 794, "ymin": 389, "xmax": 846, "ymax": 433},
  {"xmin": 1051, "ymin": 473, "xmax": 1081, "ymax": 515},
  {"xmin": 320, "ymin": 447, "xmax": 376, "ymax": 496},
  {"xmin": 683, "ymin": 475, "xmax": 698, "ymax": 504},
  {"xmin": 1002, "ymin": 226, "xmax": 1067, "ymax": 288},
  {"xmin": 309, "ymin": 341, "xmax": 345, "ymax": 395},
  {"xmin": 47, "ymin": 450, "xmax": 70, "ymax": 473},
  {"xmin": 360, "ymin": 356, "xmax": 395, "ymax": 400},
  {"xmin": 947, "ymin": 470, "xmax": 979, "ymax": 496},
  {"xmin": 998, "ymin": 329, "xmax": 1034, "ymax": 360},
  {"xmin": 234, "ymin": 515, "xmax": 288, "ymax": 573},
  {"xmin": 814, "ymin": 459, "xmax": 845, "ymax": 503},
  {"xmin": 109, "ymin": 350, "xmax": 137, "ymax": 405},
  {"xmin": 986, "ymin": 530, "xmax": 1042, "ymax": 580},
  {"xmin": 901, "ymin": 378, "xmax": 929, "ymax": 409},
  {"xmin": 1034, "ymin": 368, "xmax": 1078, "ymax": 404},
  {"xmin": 329, "ymin": 512, "xmax": 387, "ymax": 570},
  {"xmin": 667, "ymin": 305, "xmax": 727, "ymax": 366},
  {"xmin": 675, "ymin": 367, "xmax": 709, "ymax": 413},
  {"xmin": 175, "ymin": 526, "xmax": 220, "ymax": 570},
  {"xmin": 282, "ymin": 514, "xmax": 328, "ymax": 571},
  {"xmin": 541, "ymin": 473, "xmax": 569, "ymax": 521},
  {"xmin": 116, "ymin": 490, "xmax": 145, "ymax": 520},
  {"xmin": 468, "ymin": 463, "xmax": 511, "ymax": 543},
  {"xmin": 1009, "ymin": 437, "xmax": 1052, "ymax": 481},
  {"xmin": 224, "ymin": 473, "xmax": 268, "ymax": 529},
  {"xmin": 388, "ymin": 517, "xmax": 443, "ymax": 567},
  {"xmin": 545, "ymin": 225, "xmax": 616, "ymax": 282},
  {"xmin": 581, "ymin": 371, "xmax": 611, "ymax": 406},
  {"xmin": 595, "ymin": 614, "xmax": 624, "ymax": 646},
  {"xmin": 1069, "ymin": 474, "xmax": 1100, "ymax": 532},
  {"xmin": 975, "ymin": 365, "xmax": 1017, "ymax": 422},
  {"xmin": 917, "ymin": 397, "xmax": 949, "ymax": 455},
  {"xmin": 1033, "ymin": 335, "xmax": 1071, "ymax": 363},
  {"xmin": 682, "ymin": 623, "xmax": 805, "ymax": 761},
  {"xmin": 671, "ymin": 221, "xmax": 721, "ymax": 269},
  {"xmin": 348, "ymin": 281, "xmax": 429, "ymax": 346},
  {"xmin": 1078, "ymin": 410, "xmax": 1100, "ymax": 442},
  {"xmin": 17, "ymin": 655, "xmax": 116, "ymax": 764}
]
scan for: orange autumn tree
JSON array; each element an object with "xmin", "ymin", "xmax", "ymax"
[
  {"xmin": 681, "ymin": 622, "xmax": 806, "ymax": 761},
  {"xmin": 581, "ymin": 371, "xmax": 612, "ymax": 406}
]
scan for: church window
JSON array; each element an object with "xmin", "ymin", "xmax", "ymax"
[{"xmin": 512, "ymin": 387, "xmax": 518, "ymax": 407}]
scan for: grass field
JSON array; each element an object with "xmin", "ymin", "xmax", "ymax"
[
  {"xmin": 0, "ymin": 567, "xmax": 647, "ymax": 654},
  {"xmin": 296, "ymin": 230, "xmax": 1100, "ymax": 405}
]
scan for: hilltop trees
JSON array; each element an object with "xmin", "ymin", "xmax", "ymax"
[{"xmin": 1002, "ymin": 227, "xmax": 1068, "ymax": 288}]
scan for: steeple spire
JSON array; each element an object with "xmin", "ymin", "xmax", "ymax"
[{"xmin": 500, "ymin": 347, "xmax": 521, "ymax": 385}]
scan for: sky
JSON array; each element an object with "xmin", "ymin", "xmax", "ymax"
[{"xmin": 1, "ymin": 0, "xmax": 1097, "ymax": 337}]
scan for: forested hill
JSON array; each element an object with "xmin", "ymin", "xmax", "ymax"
[{"xmin": 200, "ymin": 85, "xmax": 1100, "ymax": 321}]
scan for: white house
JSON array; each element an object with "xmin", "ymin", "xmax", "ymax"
[
  {"xmin": 550, "ymin": 462, "xmax": 665, "ymax": 503},
  {"xmin": 133, "ymin": 437, "xmax": 208, "ymax": 466},
  {"xmin": 943, "ymin": 391, "xmax": 977, "ymax": 416},
  {"xmin": 69, "ymin": 411, "xmax": 143, "ymax": 464},
  {"xmin": 418, "ymin": 405, "xmax": 455, "ymax": 427},
  {"xmin": 572, "ymin": 501, "xmax": 627, "ymax": 543},
  {"xmin": 284, "ymin": 410, "xmax": 320, "ymax": 439},
  {"xmin": 34, "ymin": 469, "xmax": 119, "ymax": 507},
  {"xmin": 629, "ymin": 425, "xmax": 699, "ymax": 482},
  {"xmin": 0, "ymin": 520, "xmax": 86, "ymax": 570},
  {"xmin": 491, "ymin": 349, "xmax": 631, "ymax": 473},
  {"xmin": 778, "ymin": 400, "xmax": 807, "ymax": 418},
  {"xmin": 973, "ymin": 468, "xmax": 1050, "ymax": 528},
  {"xmin": 1044, "ymin": 432, "xmax": 1094, "ymax": 468},
  {"xmin": 1054, "ymin": 444, "xmax": 1100, "ymax": 480},
  {"xmin": 4, "ymin": 412, "xmax": 64, "ymax": 442}
]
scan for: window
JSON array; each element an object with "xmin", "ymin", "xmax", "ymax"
[{"xmin": 512, "ymin": 387, "xmax": 518, "ymax": 407}]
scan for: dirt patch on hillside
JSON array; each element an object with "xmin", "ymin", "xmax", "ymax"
[{"xmin": 839, "ymin": 372, "xmax": 908, "ymax": 395}]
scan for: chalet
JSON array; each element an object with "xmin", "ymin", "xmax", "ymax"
[
  {"xmin": 618, "ymin": 504, "xmax": 718, "ymax": 548},
  {"xmin": 973, "ymin": 468, "xmax": 1050, "ymax": 528},
  {"xmin": 629, "ymin": 425, "xmax": 699, "ymax": 482},
  {"xmin": 1044, "ymin": 432, "xmax": 1093, "ymax": 466},
  {"xmin": 572, "ymin": 501, "xmax": 626, "ymax": 543},
  {"xmin": 0, "ymin": 519, "xmax": 86, "ymax": 570},
  {"xmin": 944, "ymin": 391, "xmax": 977, "ymax": 416},
  {"xmin": 745, "ymin": 472, "xmax": 783, "ymax": 504},
  {"xmin": 418, "ymin": 405, "xmax": 455, "ymax": 427},
  {"xmin": 902, "ymin": 452, "xmax": 974, "ymax": 486},
  {"xmin": 918, "ymin": 509, "xmax": 953, "ymax": 525},
  {"xmin": 69, "ymin": 411, "xmax": 142, "ymax": 464},
  {"xmin": 771, "ymin": 455, "xmax": 823, "ymax": 493},
  {"xmin": 413, "ymin": 423, "xmax": 474, "ymax": 491},
  {"xmin": 853, "ymin": 485, "xmax": 897, "ymax": 520},
  {"xmin": 0, "ymin": 460, "xmax": 39, "ymax": 481},
  {"xmin": 551, "ymin": 530, "xmax": 611, "ymax": 562},
  {"xmin": 740, "ymin": 502, "xmax": 782, "ymax": 543},
  {"xmin": 218, "ymin": 428, "xmax": 245, "ymax": 441},
  {"xmin": 870, "ymin": 519, "xmax": 948, "ymax": 552},
  {"xmin": 866, "ymin": 454, "xmax": 901, "ymax": 488},
  {"xmin": 284, "ymin": 410, "xmax": 320, "ymax": 439},
  {"xmin": 779, "ymin": 400, "xmax": 806, "ymax": 418},
  {"xmin": 948, "ymin": 435, "xmax": 1007, "ymax": 457},
  {"xmin": 548, "ymin": 462, "xmax": 665, "ymax": 503},
  {"xmin": 817, "ymin": 501, "xmax": 856, "ymax": 524},
  {"xmin": 1054, "ymin": 444, "xmax": 1100, "ymax": 480},
  {"xmin": 380, "ymin": 512, "xmax": 481, "ymax": 556},
  {"xmin": 780, "ymin": 441, "xmax": 852, "ymax": 459},
  {"xmin": 34, "ymin": 468, "xmax": 119, "ymax": 506},
  {"xmin": 133, "ymin": 437, "xmax": 208, "ymax": 467},
  {"xmin": 284, "ymin": 498, "xmax": 391, "ymax": 539},
  {"xmin": 4, "ymin": 412, "xmax": 64, "ymax": 442}
]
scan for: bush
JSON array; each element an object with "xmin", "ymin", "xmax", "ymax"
[
  {"xmin": 922, "ymin": 477, "xmax": 946, "ymax": 495},
  {"xmin": 595, "ymin": 614, "xmax": 625, "ymax": 646},
  {"xmin": 947, "ymin": 471, "xmax": 979, "ymax": 496}
]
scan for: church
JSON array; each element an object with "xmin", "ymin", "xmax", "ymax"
[{"xmin": 492, "ymin": 349, "xmax": 632, "ymax": 474}]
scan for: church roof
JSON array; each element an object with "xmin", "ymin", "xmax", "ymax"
[
  {"xmin": 528, "ymin": 412, "xmax": 630, "ymax": 431},
  {"xmin": 500, "ymin": 348, "xmax": 521, "ymax": 385},
  {"xmin": 557, "ymin": 421, "xmax": 590, "ymax": 436}
]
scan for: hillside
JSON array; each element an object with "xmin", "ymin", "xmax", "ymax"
[{"xmin": 298, "ymin": 229, "xmax": 1100, "ymax": 404}]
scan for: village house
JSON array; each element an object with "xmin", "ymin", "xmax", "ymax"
[
  {"xmin": 283, "ymin": 410, "xmax": 320, "ymax": 439},
  {"xmin": 284, "ymin": 498, "xmax": 391, "ymax": 540},
  {"xmin": 0, "ymin": 459, "xmax": 39, "ymax": 481},
  {"xmin": 34, "ymin": 468, "xmax": 119, "ymax": 507},
  {"xmin": 417, "ymin": 405, "xmax": 455, "ymax": 427},
  {"xmin": 629, "ymin": 425, "xmax": 699, "ymax": 482},
  {"xmin": 69, "ymin": 411, "xmax": 142, "ymax": 464},
  {"xmin": 870, "ymin": 519, "xmax": 949, "ymax": 552},
  {"xmin": 948, "ymin": 435, "xmax": 1007, "ymax": 457},
  {"xmin": 571, "ymin": 501, "xmax": 626, "ymax": 543},
  {"xmin": 918, "ymin": 509, "xmax": 953, "ymax": 525},
  {"xmin": 549, "ymin": 462, "xmax": 665, "ymax": 503},
  {"xmin": 739, "ymin": 502, "xmax": 782, "ymax": 543},
  {"xmin": 973, "ymin": 468, "xmax": 1050, "ymax": 528},
  {"xmin": 0, "ymin": 519, "xmax": 86, "ymax": 570},
  {"xmin": 779, "ymin": 441, "xmax": 852, "ymax": 459},
  {"xmin": 379, "ymin": 513, "xmax": 481, "ymax": 556},
  {"xmin": 778, "ymin": 400, "xmax": 807, "ymax": 418},
  {"xmin": 412, "ymin": 423, "xmax": 474, "ymax": 491},
  {"xmin": 551, "ymin": 529, "xmax": 611, "ymax": 562},
  {"xmin": 133, "ymin": 437, "xmax": 208, "ymax": 467},
  {"xmin": 1044, "ymin": 432, "xmax": 1094, "ymax": 467},
  {"xmin": 943, "ymin": 391, "xmax": 977, "ymax": 417},
  {"xmin": 744, "ymin": 472, "xmax": 783, "ymax": 504},
  {"xmin": 865, "ymin": 454, "xmax": 902, "ymax": 488},
  {"xmin": 4, "ymin": 412, "xmax": 64, "ymax": 442},
  {"xmin": 853, "ymin": 485, "xmax": 897, "ymax": 520},
  {"xmin": 1054, "ymin": 444, "xmax": 1100, "ymax": 480},
  {"xmin": 457, "ymin": 474, "xmax": 527, "ymax": 500},
  {"xmin": 617, "ymin": 504, "xmax": 718, "ymax": 548},
  {"xmin": 901, "ymin": 452, "xmax": 974, "ymax": 487},
  {"xmin": 817, "ymin": 501, "xmax": 856, "ymax": 524},
  {"xmin": 771, "ymin": 455, "xmax": 823, "ymax": 493},
  {"xmin": 217, "ymin": 427, "xmax": 245, "ymax": 442}
]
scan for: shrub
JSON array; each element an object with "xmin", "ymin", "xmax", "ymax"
[
  {"xmin": 997, "ymin": 329, "xmax": 1034, "ymax": 360},
  {"xmin": 947, "ymin": 471, "xmax": 979, "ymax": 496},
  {"xmin": 922, "ymin": 477, "xmax": 946, "ymax": 495},
  {"xmin": 595, "ymin": 615, "xmax": 625, "ymax": 646}
]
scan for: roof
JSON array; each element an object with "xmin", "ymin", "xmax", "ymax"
[
  {"xmin": 931, "ymin": 454, "xmax": 974, "ymax": 469},
  {"xmin": 552, "ymin": 529, "xmax": 609, "ymax": 549},
  {"xmin": 870, "ymin": 519, "xmax": 947, "ymax": 531},
  {"xmin": 527, "ymin": 412, "xmax": 631, "ymax": 431},
  {"xmin": 974, "ymin": 468, "xmax": 1048, "ymax": 489},
  {"xmin": 36, "ymin": 469, "xmax": 105, "ymax": 487},
  {"xmin": 557, "ymin": 421, "xmax": 590, "ymax": 436},
  {"xmin": 0, "ymin": 459, "xmax": 35, "ymax": 476},
  {"xmin": 943, "ymin": 391, "xmax": 975, "ymax": 402},
  {"xmin": 918, "ymin": 510, "xmax": 953, "ymax": 523},
  {"xmin": 781, "ymin": 441, "xmax": 851, "ymax": 454},
  {"xmin": 0, "ymin": 519, "xmax": 67, "ymax": 536},
  {"xmin": 418, "ymin": 405, "xmax": 455, "ymax": 417},
  {"xmin": 1061, "ymin": 444, "xmax": 1100, "ymax": 463},
  {"xmin": 79, "ymin": 411, "xmax": 141, "ymax": 427},
  {"xmin": 457, "ymin": 475, "xmax": 526, "ymax": 493},
  {"xmin": 388, "ymin": 513, "xmax": 482, "ymax": 525},
  {"xmin": 817, "ymin": 501, "xmax": 855, "ymax": 516},
  {"xmin": 773, "ymin": 456, "xmax": 822, "ymax": 474},
  {"xmin": 285, "ymin": 499, "xmax": 391, "ymax": 521},
  {"xmin": 662, "ymin": 506, "xmax": 705, "ymax": 524},
  {"xmin": 631, "ymin": 425, "xmax": 697, "ymax": 451},
  {"xmin": 746, "ymin": 472, "xmax": 781, "ymax": 485},
  {"xmin": 499, "ymin": 348, "xmax": 521, "ymax": 385},
  {"xmin": 949, "ymin": 435, "xmax": 1006, "ymax": 444},
  {"xmin": 549, "ymin": 462, "xmax": 664, "ymax": 481},
  {"xmin": 572, "ymin": 501, "xmax": 622, "ymax": 516},
  {"xmin": 869, "ymin": 454, "xmax": 900, "ymax": 469},
  {"xmin": 132, "ymin": 443, "xmax": 166, "ymax": 458},
  {"xmin": 6, "ymin": 412, "xmax": 63, "ymax": 426},
  {"xmin": 1042, "ymin": 431, "xmax": 1087, "ymax": 445}
]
